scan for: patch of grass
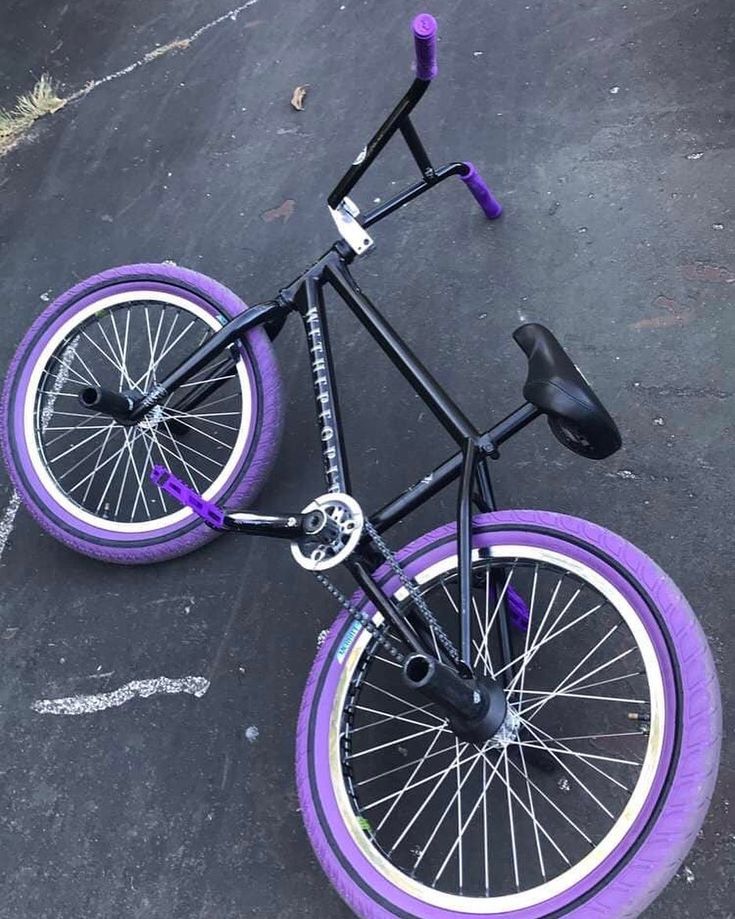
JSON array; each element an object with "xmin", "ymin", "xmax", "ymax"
[{"xmin": 0, "ymin": 74, "xmax": 66, "ymax": 156}]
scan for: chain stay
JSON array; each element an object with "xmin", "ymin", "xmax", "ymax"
[
  {"xmin": 363, "ymin": 520, "xmax": 461, "ymax": 665},
  {"xmin": 312, "ymin": 517, "xmax": 462, "ymax": 669},
  {"xmin": 314, "ymin": 572, "xmax": 405, "ymax": 663}
]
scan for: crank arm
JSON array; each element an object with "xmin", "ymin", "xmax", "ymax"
[{"xmin": 149, "ymin": 467, "xmax": 335, "ymax": 540}]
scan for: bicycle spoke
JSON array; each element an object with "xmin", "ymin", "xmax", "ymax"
[
  {"xmin": 108, "ymin": 309, "xmax": 135, "ymax": 391},
  {"xmin": 80, "ymin": 328, "xmax": 129, "ymax": 381},
  {"xmin": 374, "ymin": 729, "xmax": 446, "ymax": 834},
  {"xmin": 440, "ymin": 581, "xmax": 493, "ymax": 674},
  {"xmin": 131, "ymin": 425, "xmax": 158, "ymax": 519},
  {"xmin": 350, "ymin": 725, "xmax": 450, "ymax": 763},
  {"xmin": 123, "ymin": 429, "xmax": 151, "ymax": 520},
  {"xmin": 517, "ymin": 688, "xmax": 648, "ymax": 712},
  {"xmin": 155, "ymin": 309, "xmax": 181, "ymax": 376},
  {"xmin": 158, "ymin": 413, "xmax": 236, "ymax": 451},
  {"xmin": 482, "ymin": 752, "xmax": 490, "ymax": 895},
  {"xmin": 515, "ymin": 564, "xmax": 538, "ymax": 711},
  {"xmin": 474, "ymin": 565, "xmax": 516, "ymax": 672},
  {"xmin": 144, "ymin": 428, "xmax": 211, "ymax": 486},
  {"xmin": 141, "ymin": 305, "xmax": 166, "ymax": 392},
  {"xmin": 568, "ymin": 671, "xmax": 644, "ymax": 694},
  {"xmin": 133, "ymin": 317, "xmax": 196, "ymax": 389},
  {"xmin": 363, "ymin": 743, "xmax": 475, "ymax": 813},
  {"xmin": 455, "ymin": 739, "xmax": 464, "ymax": 890},
  {"xmin": 362, "ymin": 681, "xmax": 448, "ymax": 724},
  {"xmin": 175, "ymin": 390, "xmax": 240, "ymax": 412},
  {"xmin": 354, "ymin": 705, "xmax": 445, "ymax": 733},
  {"xmin": 155, "ymin": 422, "xmax": 219, "ymax": 479},
  {"xmin": 167, "ymin": 408, "xmax": 242, "ymax": 420},
  {"xmin": 65, "ymin": 432, "xmax": 130, "ymax": 493},
  {"xmin": 50, "ymin": 423, "xmax": 115, "ymax": 465},
  {"xmin": 355, "ymin": 741, "xmax": 457, "ymax": 788},
  {"xmin": 515, "ymin": 740, "xmax": 641, "ymax": 768},
  {"xmin": 498, "ymin": 748, "xmax": 568, "ymax": 872},
  {"xmin": 520, "ymin": 719, "xmax": 620, "ymax": 811},
  {"xmin": 411, "ymin": 743, "xmax": 484, "ymax": 871},
  {"xmin": 506, "ymin": 754, "xmax": 593, "ymax": 845},
  {"xmin": 545, "ymin": 729, "xmax": 647, "ymax": 744},
  {"xmin": 177, "ymin": 373, "xmax": 237, "ymax": 388},
  {"xmin": 504, "ymin": 749, "xmax": 520, "ymax": 889},
  {"xmin": 506, "ymin": 575, "xmax": 563, "ymax": 694},
  {"xmin": 351, "ymin": 700, "xmax": 440, "ymax": 734},
  {"xmin": 81, "ymin": 423, "xmax": 116, "ymax": 504},
  {"xmin": 100, "ymin": 428, "xmax": 135, "ymax": 516},
  {"xmin": 495, "ymin": 592, "xmax": 594, "ymax": 683},
  {"xmin": 521, "ymin": 641, "xmax": 637, "ymax": 721},
  {"xmin": 516, "ymin": 740, "xmax": 546, "ymax": 880},
  {"xmin": 431, "ymin": 747, "xmax": 507, "ymax": 885},
  {"xmin": 44, "ymin": 413, "xmax": 106, "ymax": 448},
  {"xmin": 42, "ymin": 424, "xmax": 111, "ymax": 433}
]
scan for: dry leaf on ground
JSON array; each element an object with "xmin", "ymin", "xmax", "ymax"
[{"xmin": 290, "ymin": 85, "xmax": 309, "ymax": 111}]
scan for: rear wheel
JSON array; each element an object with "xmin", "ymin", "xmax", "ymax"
[
  {"xmin": 1, "ymin": 263, "xmax": 282, "ymax": 563},
  {"xmin": 297, "ymin": 511, "xmax": 720, "ymax": 918}
]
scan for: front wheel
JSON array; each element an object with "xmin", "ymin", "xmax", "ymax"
[
  {"xmin": 1, "ymin": 263, "xmax": 282, "ymax": 564},
  {"xmin": 296, "ymin": 511, "xmax": 720, "ymax": 918}
]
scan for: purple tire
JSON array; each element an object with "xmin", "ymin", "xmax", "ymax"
[
  {"xmin": 1, "ymin": 263, "xmax": 282, "ymax": 564},
  {"xmin": 296, "ymin": 511, "xmax": 720, "ymax": 918}
]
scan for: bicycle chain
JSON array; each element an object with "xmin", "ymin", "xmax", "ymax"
[
  {"xmin": 313, "ymin": 572, "xmax": 406, "ymax": 663},
  {"xmin": 312, "ymin": 520, "xmax": 462, "ymax": 668},
  {"xmin": 363, "ymin": 520, "xmax": 461, "ymax": 666}
]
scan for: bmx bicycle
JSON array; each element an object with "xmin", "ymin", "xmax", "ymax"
[{"xmin": 1, "ymin": 14, "xmax": 720, "ymax": 919}]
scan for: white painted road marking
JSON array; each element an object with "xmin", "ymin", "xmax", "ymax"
[
  {"xmin": 31, "ymin": 675, "xmax": 210, "ymax": 715},
  {"xmin": 66, "ymin": 0, "xmax": 262, "ymax": 104},
  {"xmin": 0, "ymin": 491, "xmax": 21, "ymax": 561}
]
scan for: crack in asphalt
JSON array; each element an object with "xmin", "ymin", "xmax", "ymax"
[{"xmin": 66, "ymin": 0, "xmax": 262, "ymax": 104}]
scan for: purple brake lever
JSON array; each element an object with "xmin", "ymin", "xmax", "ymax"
[{"xmin": 150, "ymin": 465, "xmax": 225, "ymax": 528}]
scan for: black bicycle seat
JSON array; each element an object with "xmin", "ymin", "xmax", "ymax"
[{"xmin": 513, "ymin": 323, "xmax": 622, "ymax": 460}]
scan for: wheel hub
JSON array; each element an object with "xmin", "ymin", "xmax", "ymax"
[
  {"xmin": 137, "ymin": 403, "xmax": 165, "ymax": 430},
  {"xmin": 486, "ymin": 701, "xmax": 521, "ymax": 749}
]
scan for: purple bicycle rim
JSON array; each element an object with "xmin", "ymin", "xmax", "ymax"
[
  {"xmin": 307, "ymin": 519, "xmax": 677, "ymax": 918},
  {"xmin": 10, "ymin": 280, "xmax": 259, "ymax": 543}
]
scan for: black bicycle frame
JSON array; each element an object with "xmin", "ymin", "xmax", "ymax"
[{"xmin": 116, "ymin": 69, "xmax": 542, "ymax": 676}]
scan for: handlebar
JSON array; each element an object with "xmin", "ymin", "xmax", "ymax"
[{"xmin": 412, "ymin": 13, "xmax": 438, "ymax": 81}]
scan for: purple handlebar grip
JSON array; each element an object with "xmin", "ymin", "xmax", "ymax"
[
  {"xmin": 460, "ymin": 162, "xmax": 503, "ymax": 219},
  {"xmin": 412, "ymin": 13, "xmax": 438, "ymax": 81},
  {"xmin": 150, "ymin": 465, "xmax": 225, "ymax": 528}
]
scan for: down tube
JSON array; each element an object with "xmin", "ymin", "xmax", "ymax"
[{"xmin": 299, "ymin": 277, "xmax": 351, "ymax": 494}]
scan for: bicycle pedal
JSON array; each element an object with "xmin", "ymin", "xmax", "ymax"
[{"xmin": 150, "ymin": 466, "xmax": 225, "ymax": 528}]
